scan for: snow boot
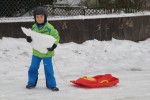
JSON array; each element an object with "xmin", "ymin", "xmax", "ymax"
[
  {"xmin": 26, "ymin": 78, "xmax": 38, "ymax": 89},
  {"xmin": 26, "ymin": 84, "xmax": 36, "ymax": 89},
  {"xmin": 47, "ymin": 87, "xmax": 59, "ymax": 91}
]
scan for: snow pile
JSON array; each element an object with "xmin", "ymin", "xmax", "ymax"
[{"xmin": 21, "ymin": 27, "xmax": 56, "ymax": 53}]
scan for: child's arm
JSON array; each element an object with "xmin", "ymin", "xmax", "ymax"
[
  {"xmin": 47, "ymin": 24, "xmax": 60, "ymax": 51},
  {"xmin": 49, "ymin": 25, "xmax": 60, "ymax": 45}
]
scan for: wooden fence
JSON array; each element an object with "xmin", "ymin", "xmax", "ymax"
[{"xmin": 0, "ymin": 15, "xmax": 150, "ymax": 43}]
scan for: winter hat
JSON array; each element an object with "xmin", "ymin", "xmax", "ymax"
[{"xmin": 33, "ymin": 6, "xmax": 48, "ymax": 24}]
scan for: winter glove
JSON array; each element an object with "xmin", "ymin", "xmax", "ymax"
[
  {"xmin": 47, "ymin": 44, "xmax": 57, "ymax": 51},
  {"xmin": 26, "ymin": 36, "xmax": 32, "ymax": 43}
]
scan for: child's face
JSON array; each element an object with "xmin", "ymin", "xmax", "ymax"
[{"xmin": 36, "ymin": 15, "xmax": 45, "ymax": 24}]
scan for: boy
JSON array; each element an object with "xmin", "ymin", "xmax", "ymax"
[{"xmin": 26, "ymin": 6, "xmax": 60, "ymax": 91}]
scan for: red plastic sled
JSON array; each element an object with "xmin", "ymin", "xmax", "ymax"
[{"xmin": 70, "ymin": 74, "xmax": 119, "ymax": 88}]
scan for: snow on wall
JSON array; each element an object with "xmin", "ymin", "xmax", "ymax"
[
  {"xmin": 0, "ymin": 11, "xmax": 150, "ymax": 23},
  {"xmin": 56, "ymin": 0, "xmax": 83, "ymax": 6}
]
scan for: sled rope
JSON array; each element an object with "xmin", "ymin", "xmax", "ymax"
[{"xmin": 53, "ymin": 57, "xmax": 69, "ymax": 86}]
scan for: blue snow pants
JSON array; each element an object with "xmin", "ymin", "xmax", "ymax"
[{"xmin": 27, "ymin": 55, "xmax": 56, "ymax": 88}]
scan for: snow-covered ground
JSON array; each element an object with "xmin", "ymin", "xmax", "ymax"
[{"xmin": 0, "ymin": 37, "xmax": 150, "ymax": 100}]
